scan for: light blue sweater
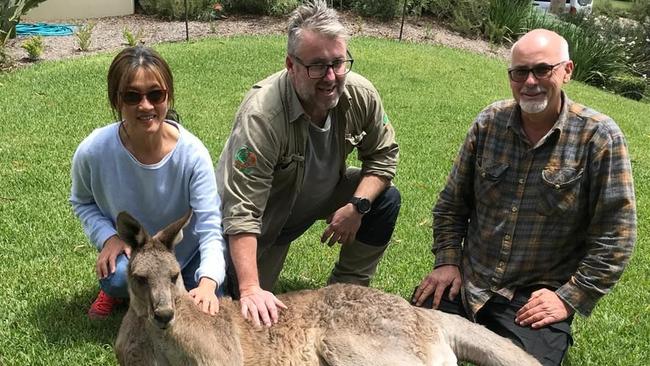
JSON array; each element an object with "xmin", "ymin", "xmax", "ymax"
[{"xmin": 70, "ymin": 121, "xmax": 226, "ymax": 285}]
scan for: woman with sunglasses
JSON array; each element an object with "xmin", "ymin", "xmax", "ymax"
[{"xmin": 70, "ymin": 45, "xmax": 226, "ymax": 320}]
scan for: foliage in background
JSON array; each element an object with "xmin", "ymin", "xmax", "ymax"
[
  {"xmin": 485, "ymin": 0, "xmax": 532, "ymax": 44},
  {"xmin": 350, "ymin": 0, "xmax": 400, "ymax": 20},
  {"xmin": 525, "ymin": 11, "xmax": 625, "ymax": 86},
  {"xmin": 20, "ymin": 35, "xmax": 43, "ymax": 61},
  {"xmin": 0, "ymin": 44, "xmax": 13, "ymax": 71},
  {"xmin": 448, "ymin": 0, "xmax": 489, "ymax": 38},
  {"xmin": 629, "ymin": 0, "xmax": 650, "ymax": 22},
  {"xmin": 0, "ymin": 0, "xmax": 48, "ymax": 46},
  {"xmin": 607, "ymin": 73, "xmax": 647, "ymax": 100},
  {"xmin": 122, "ymin": 27, "xmax": 144, "ymax": 47},
  {"xmin": 222, "ymin": 0, "xmax": 302, "ymax": 16},
  {"xmin": 139, "ymin": 0, "xmax": 214, "ymax": 20},
  {"xmin": 75, "ymin": 22, "xmax": 95, "ymax": 52}
]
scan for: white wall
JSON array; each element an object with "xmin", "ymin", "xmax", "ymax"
[{"xmin": 24, "ymin": 0, "xmax": 134, "ymax": 21}]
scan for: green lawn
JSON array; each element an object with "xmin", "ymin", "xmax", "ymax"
[{"xmin": 0, "ymin": 35, "xmax": 648, "ymax": 365}]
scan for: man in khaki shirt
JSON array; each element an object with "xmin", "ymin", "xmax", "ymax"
[{"xmin": 217, "ymin": 0, "xmax": 399, "ymax": 327}]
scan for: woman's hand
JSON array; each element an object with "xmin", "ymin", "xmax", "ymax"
[
  {"xmin": 189, "ymin": 277, "xmax": 220, "ymax": 315},
  {"xmin": 96, "ymin": 235, "xmax": 131, "ymax": 279}
]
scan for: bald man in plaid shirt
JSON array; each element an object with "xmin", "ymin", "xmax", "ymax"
[{"xmin": 412, "ymin": 29, "xmax": 636, "ymax": 365}]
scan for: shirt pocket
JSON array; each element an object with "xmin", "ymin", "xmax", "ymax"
[
  {"xmin": 475, "ymin": 160, "xmax": 509, "ymax": 207},
  {"xmin": 536, "ymin": 167, "xmax": 583, "ymax": 216}
]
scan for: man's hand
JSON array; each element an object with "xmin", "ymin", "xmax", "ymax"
[
  {"xmin": 412, "ymin": 265, "xmax": 461, "ymax": 309},
  {"xmin": 96, "ymin": 235, "xmax": 131, "ymax": 279},
  {"xmin": 321, "ymin": 203, "xmax": 363, "ymax": 246},
  {"xmin": 515, "ymin": 288, "xmax": 574, "ymax": 328},
  {"xmin": 189, "ymin": 277, "xmax": 220, "ymax": 316},
  {"xmin": 239, "ymin": 285, "xmax": 287, "ymax": 327}
]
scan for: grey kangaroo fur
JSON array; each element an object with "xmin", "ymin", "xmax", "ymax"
[{"xmin": 115, "ymin": 211, "xmax": 541, "ymax": 366}]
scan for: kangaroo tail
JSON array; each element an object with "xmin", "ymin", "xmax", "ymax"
[{"xmin": 433, "ymin": 310, "xmax": 542, "ymax": 366}]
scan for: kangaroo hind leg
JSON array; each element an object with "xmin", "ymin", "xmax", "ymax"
[{"xmin": 317, "ymin": 330, "xmax": 427, "ymax": 366}]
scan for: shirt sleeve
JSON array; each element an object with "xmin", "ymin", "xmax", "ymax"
[
  {"xmin": 69, "ymin": 144, "xmax": 117, "ymax": 251},
  {"xmin": 219, "ymin": 110, "xmax": 279, "ymax": 236},
  {"xmin": 432, "ymin": 112, "xmax": 486, "ymax": 267},
  {"xmin": 189, "ymin": 146, "xmax": 228, "ymax": 286},
  {"xmin": 556, "ymin": 127, "xmax": 636, "ymax": 316},
  {"xmin": 356, "ymin": 86, "xmax": 399, "ymax": 180}
]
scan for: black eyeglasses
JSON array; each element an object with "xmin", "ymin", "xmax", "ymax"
[
  {"xmin": 507, "ymin": 62, "xmax": 566, "ymax": 83},
  {"xmin": 291, "ymin": 50, "xmax": 354, "ymax": 79},
  {"xmin": 121, "ymin": 89, "xmax": 168, "ymax": 105}
]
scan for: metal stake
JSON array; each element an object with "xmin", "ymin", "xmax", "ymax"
[
  {"xmin": 184, "ymin": 0, "xmax": 189, "ymax": 41},
  {"xmin": 399, "ymin": 0, "xmax": 407, "ymax": 42}
]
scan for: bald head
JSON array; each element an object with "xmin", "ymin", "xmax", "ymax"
[{"xmin": 510, "ymin": 29, "xmax": 569, "ymax": 67}]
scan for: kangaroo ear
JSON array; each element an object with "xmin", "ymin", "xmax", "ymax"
[
  {"xmin": 116, "ymin": 211, "xmax": 149, "ymax": 251},
  {"xmin": 153, "ymin": 210, "xmax": 193, "ymax": 251}
]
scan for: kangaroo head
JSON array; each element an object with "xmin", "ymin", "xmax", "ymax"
[{"xmin": 116, "ymin": 210, "xmax": 192, "ymax": 330}]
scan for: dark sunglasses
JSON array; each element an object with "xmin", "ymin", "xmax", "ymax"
[
  {"xmin": 507, "ymin": 62, "xmax": 566, "ymax": 83},
  {"xmin": 121, "ymin": 89, "xmax": 168, "ymax": 105}
]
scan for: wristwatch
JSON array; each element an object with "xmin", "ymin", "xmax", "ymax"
[{"xmin": 349, "ymin": 196, "xmax": 371, "ymax": 214}]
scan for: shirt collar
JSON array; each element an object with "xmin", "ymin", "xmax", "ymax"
[{"xmin": 507, "ymin": 91, "xmax": 571, "ymax": 145}]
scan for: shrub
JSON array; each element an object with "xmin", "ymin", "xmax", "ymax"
[
  {"xmin": 486, "ymin": 0, "xmax": 532, "ymax": 44},
  {"xmin": 351, "ymin": 0, "xmax": 399, "ymax": 20},
  {"xmin": 607, "ymin": 73, "xmax": 647, "ymax": 101},
  {"xmin": 20, "ymin": 35, "xmax": 43, "ymax": 60},
  {"xmin": 1, "ymin": 0, "xmax": 48, "ymax": 46},
  {"xmin": 0, "ymin": 44, "xmax": 14, "ymax": 71},
  {"xmin": 524, "ymin": 11, "xmax": 625, "ymax": 86},
  {"xmin": 123, "ymin": 27, "xmax": 143, "ymax": 46},
  {"xmin": 629, "ymin": 0, "xmax": 650, "ymax": 22},
  {"xmin": 139, "ymin": 0, "xmax": 213, "ymax": 20},
  {"xmin": 222, "ymin": 0, "xmax": 301, "ymax": 16},
  {"xmin": 76, "ymin": 22, "xmax": 95, "ymax": 52},
  {"xmin": 449, "ymin": 0, "xmax": 489, "ymax": 38}
]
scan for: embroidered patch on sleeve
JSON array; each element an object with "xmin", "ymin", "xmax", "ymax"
[
  {"xmin": 382, "ymin": 113, "xmax": 390, "ymax": 125},
  {"xmin": 234, "ymin": 146, "xmax": 257, "ymax": 174}
]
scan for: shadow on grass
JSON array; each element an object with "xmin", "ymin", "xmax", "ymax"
[
  {"xmin": 30, "ymin": 287, "xmax": 125, "ymax": 347},
  {"xmin": 274, "ymin": 275, "xmax": 323, "ymax": 294}
]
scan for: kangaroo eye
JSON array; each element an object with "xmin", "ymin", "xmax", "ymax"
[{"xmin": 134, "ymin": 275, "xmax": 147, "ymax": 285}]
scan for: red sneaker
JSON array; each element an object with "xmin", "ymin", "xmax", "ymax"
[{"xmin": 88, "ymin": 290, "xmax": 123, "ymax": 320}]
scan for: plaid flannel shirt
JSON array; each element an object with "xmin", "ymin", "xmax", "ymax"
[{"xmin": 433, "ymin": 92, "xmax": 636, "ymax": 317}]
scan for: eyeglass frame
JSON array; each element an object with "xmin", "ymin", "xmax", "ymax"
[
  {"xmin": 290, "ymin": 50, "xmax": 354, "ymax": 79},
  {"xmin": 120, "ymin": 89, "xmax": 168, "ymax": 106},
  {"xmin": 507, "ymin": 61, "xmax": 567, "ymax": 83}
]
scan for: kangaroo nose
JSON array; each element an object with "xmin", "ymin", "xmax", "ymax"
[{"xmin": 153, "ymin": 308, "xmax": 174, "ymax": 327}]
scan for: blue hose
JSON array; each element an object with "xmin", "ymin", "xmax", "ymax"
[{"xmin": 16, "ymin": 23, "xmax": 75, "ymax": 37}]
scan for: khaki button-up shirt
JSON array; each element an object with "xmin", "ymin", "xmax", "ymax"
[{"xmin": 217, "ymin": 70, "xmax": 398, "ymax": 248}]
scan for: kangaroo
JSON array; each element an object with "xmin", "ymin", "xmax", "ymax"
[{"xmin": 114, "ymin": 211, "xmax": 542, "ymax": 366}]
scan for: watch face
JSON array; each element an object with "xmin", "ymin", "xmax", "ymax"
[{"xmin": 357, "ymin": 198, "xmax": 371, "ymax": 214}]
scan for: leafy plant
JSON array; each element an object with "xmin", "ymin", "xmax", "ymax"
[
  {"xmin": 75, "ymin": 22, "xmax": 95, "ymax": 52},
  {"xmin": 607, "ymin": 72, "xmax": 647, "ymax": 101},
  {"xmin": 449, "ymin": 0, "xmax": 489, "ymax": 38},
  {"xmin": 486, "ymin": 0, "xmax": 532, "ymax": 44},
  {"xmin": 20, "ymin": 35, "xmax": 43, "ymax": 61},
  {"xmin": 525, "ymin": 11, "xmax": 625, "ymax": 86},
  {"xmin": 140, "ymin": 0, "xmax": 214, "ymax": 20},
  {"xmin": 0, "ymin": 0, "xmax": 48, "ymax": 46},
  {"xmin": 350, "ymin": 0, "xmax": 399, "ymax": 20},
  {"xmin": 122, "ymin": 27, "xmax": 143, "ymax": 47},
  {"xmin": 0, "ymin": 44, "xmax": 14, "ymax": 71}
]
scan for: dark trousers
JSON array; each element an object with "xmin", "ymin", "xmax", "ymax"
[
  {"xmin": 226, "ymin": 168, "xmax": 401, "ymax": 298},
  {"xmin": 411, "ymin": 286, "xmax": 573, "ymax": 366}
]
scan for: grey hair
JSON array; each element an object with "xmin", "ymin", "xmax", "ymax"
[{"xmin": 287, "ymin": 0, "xmax": 349, "ymax": 56}]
